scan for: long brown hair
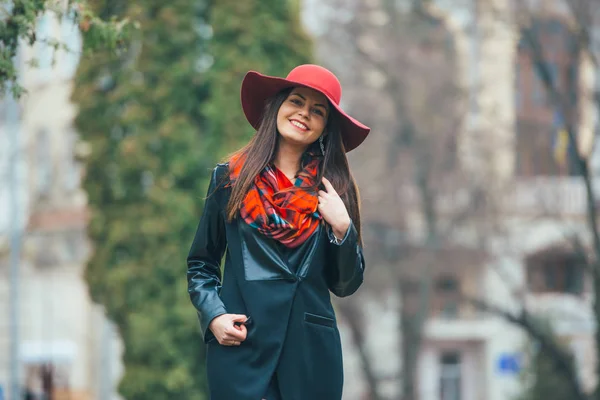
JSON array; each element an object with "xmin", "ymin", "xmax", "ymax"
[{"xmin": 225, "ymin": 88, "xmax": 362, "ymax": 242}]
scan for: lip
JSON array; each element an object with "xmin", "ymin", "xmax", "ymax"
[{"xmin": 289, "ymin": 119, "xmax": 309, "ymax": 131}]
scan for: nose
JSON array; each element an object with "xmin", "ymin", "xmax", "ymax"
[{"xmin": 297, "ymin": 105, "xmax": 310, "ymax": 119}]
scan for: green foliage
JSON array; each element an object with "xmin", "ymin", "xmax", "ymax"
[
  {"xmin": 73, "ymin": 0, "xmax": 213, "ymax": 397},
  {"xmin": 73, "ymin": 0, "xmax": 312, "ymax": 398},
  {"xmin": 516, "ymin": 322, "xmax": 579, "ymax": 400},
  {"xmin": 202, "ymin": 0, "xmax": 312, "ymax": 159},
  {"xmin": 1, "ymin": 0, "xmax": 133, "ymax": 98}
]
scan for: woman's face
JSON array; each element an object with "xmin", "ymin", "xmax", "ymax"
[{"xmin": 276, "ymin": 87, "xmax": 329, "ymax": 149}]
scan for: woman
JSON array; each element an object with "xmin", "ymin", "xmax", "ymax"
[{"xmin": 187, "ymin": 64, "xmax": 370, "ymax": 400}]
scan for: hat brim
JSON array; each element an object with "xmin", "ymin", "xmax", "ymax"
[{"xmin": 240, "ymin": 71, "xmax": 370, "ymax": 152}]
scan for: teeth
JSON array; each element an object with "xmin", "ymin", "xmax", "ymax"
[{"xmin": 291, "ymin": 120, "xmax": 307, "ymax": 130}]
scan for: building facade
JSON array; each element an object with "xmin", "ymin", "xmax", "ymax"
[
  {"xmin": 302, "ymin": 0, "xmax": 599, "ymax": 399},
  {"xmin": 0, "ymin": 10, "xmax": 122, "ymax": 400}
]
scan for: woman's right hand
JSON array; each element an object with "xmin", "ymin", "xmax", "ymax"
[{"xmin": 209, "ymin": 314, "xmax": 248, "ymax": 346}]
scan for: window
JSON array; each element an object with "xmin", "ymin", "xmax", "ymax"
[
  {"xmin": 514, "ymin": 17, "xmax": 580, "ymax": 177},
  {"xmin": 434, "ymin": 277, "xmax": 460, "ymax": 318},
  {"xmin": 515, "ymin": 120, "xmax": 560, "ymax": 176},
  {"xmin": 526, "ymin": 248, "xmax": 586, "ymax": 295},
  {"xmin": 24, "ymin": 362, "xmax": 71, "ymax": 399},
  {"xmin": 531, "ymin": 62, "xmax": 558, "ymax": 105},
  {"xmin": 440, "ymin": 352, "xmax": 462, "ymax": 400},
  {"xmin": 403, "ymin": 275, "xmax": 465, "ymax": 319}
]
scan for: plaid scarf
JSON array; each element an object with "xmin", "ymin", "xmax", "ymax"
[{"xmin": 229, "ymin": 151, "xmax": 323, "ymax": 248}]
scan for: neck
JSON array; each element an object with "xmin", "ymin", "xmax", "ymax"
[{"xmin": 273, "ymin": 141, "xmax": 305, "ymax": 181}]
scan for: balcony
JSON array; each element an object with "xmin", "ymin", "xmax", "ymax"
[
  {"xmin": 399, "ymin": 176, "xmax": 600, "ymax": 219},
  {"xmin": 424, "ymin": 317, "xmax": 495, "ymax": 341},
  {"xmin": 503, "ymin": 177, "xmax": 600, "ymax": 217}
]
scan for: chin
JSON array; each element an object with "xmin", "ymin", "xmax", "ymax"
[{"xmin": 280, "ymin": 131, "xmax": 312, "ymax": 146}]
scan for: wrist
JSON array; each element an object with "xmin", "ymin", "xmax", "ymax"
[
  {"xmin": 332, "ymin": 218, "xmax": 351, "ymax": 239},
  {"xmin": 209, "ymin": 313, "xmax": 226, "ymax": 331}
]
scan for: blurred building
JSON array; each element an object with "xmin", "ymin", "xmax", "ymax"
[
  {"xmin": 303, "ymin": 0, "xmax": 599, "ymax": 399},
  {"xmin": 0, "ymin": 10, "xmax": 122, "ymax": 400},
  {"xmin": 2, "ymin": 1, "xmax": 596, "ymax": 400}
]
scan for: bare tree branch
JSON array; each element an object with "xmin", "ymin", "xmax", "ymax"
[
  {"xmin": 565, "ymin": 0, "xmax": 599, "ymax": 68},
  {"xmin": 517, "ymin": 8, "xmax": 600, "ymax": 283},
  {"xmin": 336, "ymin": 299, "xmax": 384, "ymax": 400},
  {"xmin": 465, "ymin": 295, "xmax": 588, "ymax": 400}
]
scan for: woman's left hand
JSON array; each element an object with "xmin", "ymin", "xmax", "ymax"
[{"xmin": 318, "ymin": 177, "xmax": 351, "ymax": 239}]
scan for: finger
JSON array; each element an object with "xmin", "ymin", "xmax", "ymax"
[
  {"xmin": 227, "ymin": 328, "xmax": 246, "ymax": 341},
  {"xmin": 230, "ymin": 323, "xmax": 248, "ymax": 335},
  {"xmin": 318, "ymin": 190, "xmax": 328, "ymax": 198},
  {"xmin": 230, "ymin": 314, "xmax": 248, "ymax": 322},
  {"xmin": 321, "ymin": 177, "xmax": 337, "ymax": 194},
  {"xmin": 223, "ymin": 327, "xmax": 236, "ymax": 338},
  {"xmin": 238, "ymin": 325, "xmax": 248, "ymax": 340},
  {"xmin": 221, "ymin": 337, "xmax": 233, "ymax": 345}
]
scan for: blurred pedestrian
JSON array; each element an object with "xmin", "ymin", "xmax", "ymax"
[
  {"xmin": 40, "ymin": 363, "xmax": 53, "ymax": 400},
  {"xmin": 187, "ymin": 64, "xmax": 370, "ymax": 399}
]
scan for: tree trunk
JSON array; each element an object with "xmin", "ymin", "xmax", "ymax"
[
  {"xmin": 400, "ymin": 307, "xmax": 419, "ymax": 400},
  {"xmin": 594, "ymin": 265, "xmax": 600, "ymax": 399},
  {"xmin": 337, "ymin": 301, "xmax": 383, "ymax": 400}
]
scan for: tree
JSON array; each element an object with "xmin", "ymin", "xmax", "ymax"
[
  {"xmin": 72, "ymin": 0, "xmax": 311, "ymax": 398},
  {"xmin": 516, "ymin": 322, "xmax": 578, "ymax": 400},
  {"xmin": 312, "ymin": 1, "xmax": 473, "ymax": 398},
  {"xmin": 201, "ymin": 0, "xmax": 311, "ymax": 158},
  {"xmin": 1, "ymin": 0, "xmax": 133, "ymax": 98},
  {"xmin": 520, "ymin": 349, "xmax": 577, "ymax": 400},
  {"xmin": 469, "ymin": 1, "xmax": 599, "ymax": 398},
  {"xmin": 311, "ymin": 0, "xmax": 599, "ymax": 399}
]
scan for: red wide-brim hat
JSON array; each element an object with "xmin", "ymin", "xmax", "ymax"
[{"xmin": 240, "ymin": 64, "xmax": 370, "ymax": 152}]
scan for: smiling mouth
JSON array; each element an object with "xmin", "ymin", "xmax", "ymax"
[{"xmin": 289, "ymin": 119, "xmax": 309, "ymax": 131}]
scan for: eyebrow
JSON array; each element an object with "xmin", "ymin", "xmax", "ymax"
[{"xmin": 290, "ymin": 92, "xmax": 328, "ymax": 111}]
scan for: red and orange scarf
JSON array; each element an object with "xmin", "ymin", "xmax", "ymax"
[{"xmin": 229, "ymin": 151, "xmax": 322, "ymax": 248}]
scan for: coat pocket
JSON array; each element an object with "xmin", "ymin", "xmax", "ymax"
[{"xmin": 304, "ymin": 312, "xmax": 335, "ymax": 328}]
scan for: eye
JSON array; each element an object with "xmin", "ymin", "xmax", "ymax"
[
  {"xmin": 290, "ymin": 98, "xmax": 303, "ymax": 106},
  {"xmin": 312, "ymin": 108, "xmax": 325, "ymax": 117}
]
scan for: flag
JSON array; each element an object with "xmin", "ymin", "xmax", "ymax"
[{"xmin": 552, "ymin": 111, "xmax": 570, "ymax": 167}]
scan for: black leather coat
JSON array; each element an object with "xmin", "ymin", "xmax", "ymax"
[{"xmin": 187, "ymin": 163, "xmax": 365, "ymax": 400}]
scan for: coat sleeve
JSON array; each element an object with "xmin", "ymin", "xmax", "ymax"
[
  {"xmin": 187, "ymin": 166, "xmax": 228, "ymax": 342},
  {"xmin": 325, "ymin": 220, "xmax": 365, "ymax": 297}
]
